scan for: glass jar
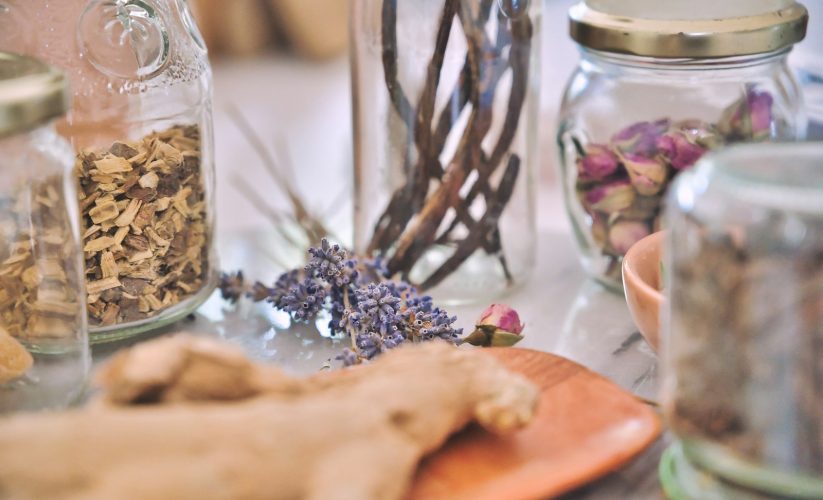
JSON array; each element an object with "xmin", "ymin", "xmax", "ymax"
[
  {"xmin": 557, "ymin": 0, "xmax": 808, "ymax": 291},
  {"xmin": 0, "ymin": 0, "xmax": 217, "ymax": 342},
  {"xmin": 350, "ymin": 0, "xmax": 540, "ymax": 304},
  {"xmin": 0, "ymin": 53, "xmax": 89, "ymax": 412},
  {"xmin": 661, "ymin": 143, "xmax": 823, "ymax": 498}
]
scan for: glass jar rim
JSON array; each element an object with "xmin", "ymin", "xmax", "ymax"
[
  {"xmin": 687, "ymin": 142, "xmax": 823, "ymax": 214},
  {"xmin": 569, "ymin": 2, "xmax": 808, "ymax": 59}
]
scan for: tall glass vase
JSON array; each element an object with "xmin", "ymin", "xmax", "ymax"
[{"xmin": 351, "ymin": 0, "xmax": 540, "ymax": 304}]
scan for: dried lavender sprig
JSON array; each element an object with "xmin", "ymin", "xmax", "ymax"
[{"xmin": 218, "ymin": 238, "xmax": 464, "ymax": 366}]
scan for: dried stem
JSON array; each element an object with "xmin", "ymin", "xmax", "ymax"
[
  {"xmin": 367, "ymin": 0, "xmax": 532, "ymax": 290},
  {"xmin": 420, "ymin": 155, "xmax": 520, "ymax": 290},
  {"xmin": 226, "ymin": 106, "xmax": 330, "ymax": 245}
]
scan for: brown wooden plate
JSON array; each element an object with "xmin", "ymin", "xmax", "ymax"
[{"xmin": 408, "ymin": 348, "xmax": 662, "ymax": 499}]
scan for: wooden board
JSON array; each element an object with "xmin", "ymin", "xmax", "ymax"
[{"xmin": 409, "ymin": 348, "xmax": 662, "ymax": 500}]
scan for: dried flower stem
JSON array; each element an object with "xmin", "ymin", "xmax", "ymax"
[{"xmin": 368, "ymin": 1, "xmax": 530, "ymax": 290}]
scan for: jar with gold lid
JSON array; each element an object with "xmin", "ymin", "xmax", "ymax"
[
  {"xmin": 557, "ymin": 0, "xmax": 808, "ymax": 291},
  {"xmin": 0, "ymin": 1, "xmax": 217, "ymax": 342},
  {"xmin": 0, "ymin": 52, "xmax": 89, "ymax": 411}
]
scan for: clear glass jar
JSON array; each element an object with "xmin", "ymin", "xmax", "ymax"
[
  {"xmin": 0, "ymin": 53, "xmax": 89, "ymax": 412},
  {"xmin": 661, "ymin": 143, "xmax": 823, "ymax": 498},
  {"xmin": 557, "ymin": 1, "xmax": 808, "ymax": 291},
  {"xmin": 350, "ymin": 0, "xmax": 540, "ymax": 303},
  {"xmin": 0, "ymin": 0, "xmax": 216, "ymax": 342}
]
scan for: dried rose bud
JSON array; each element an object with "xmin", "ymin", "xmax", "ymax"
[
  {"xmin": 591, "ymin": 212, "xmax": 608, "ymax": 248},
  {"xmin": 578, "ymin": 144, "xmax": 619, "ymax": 180},
  {"xmin": 583, "ymin": 179, "xmax": 636, "ymax": 213},
  {"xmin": 620, "ymin": 153, "xmax": 667, "ymax": 196},
  {"xmin": 656, "ymin": 131, "xmax": 706, "ymax": 170},
  {"xmin": 611, "ymin": 119, "xmax": 669, "ymax": 156},
  {"xmin": 718, "ymin": 89, "xmax": 774, "ymax": 140},
  {"xmin": 608, "ymin": 220, "xmax": 651, "ymax": 255},
  {"xmin": 462, "ymin": 304, "xmax": 525, "ymax": 347}
]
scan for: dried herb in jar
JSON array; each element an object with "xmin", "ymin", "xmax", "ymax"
[
  {"xmin": 76, "ymin": 125, "xmax": 209, "ymax": 328},
  {"xmin": 670, "ymin": 216, "xmax": 823, "ymax": 473},
  {"xmin": 573, "ymin": 90, "xmax": 774, "ymax": 281},
  {"xmin": 0, "ymin": 176, "xmax": 84, "ymax": 341}
]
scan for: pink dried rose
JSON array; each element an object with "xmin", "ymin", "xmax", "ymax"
[
  {"xmin": 578, "ymin": 144, "xmax": 619, "ymax": 180},
  {"xmin": 656, "ymin": 131, "xmax": 706, "ymax": 170},
  {"xmin": 611, "ymin": 119, "xmax": 670, "ymax": 156},
  {"xmin": 608, "ymin": 220, "xmax": 651, "ymax": 255},
  {"xmin": 583, "ymin": 179, "xmax": 636, "ymax": 213},
  {"xmin": 619, "ymin": 153, "xmax": 667, "ymax": 196},
  {"xmin": 462, "ymin": 304, "xmax": 525, "ymax": 347},
  {"xmin": 718, "ymin": 89, "xmax": 774, "ymax": 140}
]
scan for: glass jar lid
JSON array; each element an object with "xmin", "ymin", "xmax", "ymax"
[
  {"xmin": 569, "ymin": 0, "xmax": 808, "ymax": 58},
  {"xmin": 0, "ymin": 52, "xmax": 68, "ymax": 138}
]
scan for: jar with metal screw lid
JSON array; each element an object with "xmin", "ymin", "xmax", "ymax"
[
  {"xmin": 557, "ymin": 0, "xmax": 808, "ymax": 291},
  {"xmin": 0, "ymin": 0, "xmax": 217, "ymax": 342},
  {"xmin": 0, "ymin": 52, "xmax": 90, "ymax": 412}
]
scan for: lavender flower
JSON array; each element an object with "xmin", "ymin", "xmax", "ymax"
[
  {"xmin": 280, "ymin": 277, "xmax": 326, "ymax": 322},
  {"xmin": 218, "ymin": 271, "xmax": 245, "ymax": 304},
  {"xmin": 221, "ymin": 240, "xmax": 470, "ymax": 367},
  {"xmin": 267, "ymin": 269, "xmax": 303, "ymax": 308},
  {"xmin": 417, "ymin": 308, "xmax": 462, "ymax": 342},
  {"xmin": 306, "ymin": 238, "xmax": 355, "ymax": 287},
  {"xmin": 337, "ymin": 348, "xmax": 359, "ymax": 367}
]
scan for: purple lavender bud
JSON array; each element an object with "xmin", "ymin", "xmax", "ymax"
[
  {"xmin": 611, "ymin": 119, "xmax": 669, "ymax": 156},
  {"xmin": 281, "ymin": 278, "xmax": 326, "ymax": 322},
  {"xmin": 337, "ymin": 348, "xmax": 359, "ymax": 367},
  {"xmin": 218, "ymin": 271, "xmax": 245, "ymax": 304},
  {"xmin": 583, "ymin": 179, "xmax": 636, "ymax": 213},
  {"xmin": 578, "ymin": 144, "xmax": 619, "ymax": 180},
  {"xmin": 656, "ymin": 132, "xmax": 706, "ymax": 170},
  {"xmin": 718, "ymin": 89, "xmax": 774, "ymax": 140},
  {"xmin": 620, "ymin": 153, "xmax": 667, "ymax": 196},
  {"xmin": 608, "ymin": 220, "xmax": 651, "ymax": 256}
]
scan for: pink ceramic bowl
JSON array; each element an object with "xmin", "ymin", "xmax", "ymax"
[{"xmin": 622, "ymin": 231, "xmax": 664, "ymax": 351}]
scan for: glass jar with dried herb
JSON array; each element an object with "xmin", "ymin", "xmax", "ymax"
[
  {"xmin": 0, "ymin": 0, "xmax": 216, "ymax": 341},
  {"xmin": 0, "ymin": 53, "xmax": 90, "ymax": 412},
  {"xmin": 557, "ymin": 1, "xmax": 808, "ymax": 291},
  {"xmin": 351, "ymin": 0, "xmax": 540, "ymax": 303},
  {"xmin": 661, "ymin": 143, "xmax": 823, "ymax": 498}
]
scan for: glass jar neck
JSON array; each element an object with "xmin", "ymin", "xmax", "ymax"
[{"xmin": 579, "ymin": 47, "xmax": 792, "ymax": 72}]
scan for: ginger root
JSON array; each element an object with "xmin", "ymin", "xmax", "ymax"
[{"xmin": 0, "ymin": 335, "xmax": 538, "ymax": 500}]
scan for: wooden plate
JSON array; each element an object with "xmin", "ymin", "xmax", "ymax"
[{"xmin": 409, "ymin": 348, "xmax": 662, "ymax": 500}]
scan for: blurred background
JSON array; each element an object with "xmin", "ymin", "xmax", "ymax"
[{"xmin": 192, "ymin": 0, "xmax": 823, "ymax": 246}]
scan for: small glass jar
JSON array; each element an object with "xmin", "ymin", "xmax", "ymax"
[
  {"xmin": 0, "ymin": 0, "xmax": 217, "ymax": 342},
  {"xmin": 350, "ymin": 0, "xmax": 540, "ymax": 303},
  {"xmin": 557, "ymin": 0, "xmax": 808, "ymax": 291},
  {"xmin": 661, "ymin": 143, "xmax": 823, "ymax": 498},
  {"xmin": 0, "ymin": 53, "xmax": 90, "ymax": 412}
]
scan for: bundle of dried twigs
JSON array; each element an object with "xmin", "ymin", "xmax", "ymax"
[{"xmin": 366, "ymin": 0, "xmax": 533, "ymax": 291}]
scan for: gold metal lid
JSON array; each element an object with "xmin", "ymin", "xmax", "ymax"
[
  {"xmin": 569, "ymin": 2, "xmax": 808, "ymax": 58},
  {"xmin": 0, "ymin": 52, "xmax": 69, "ymax": 138}
]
